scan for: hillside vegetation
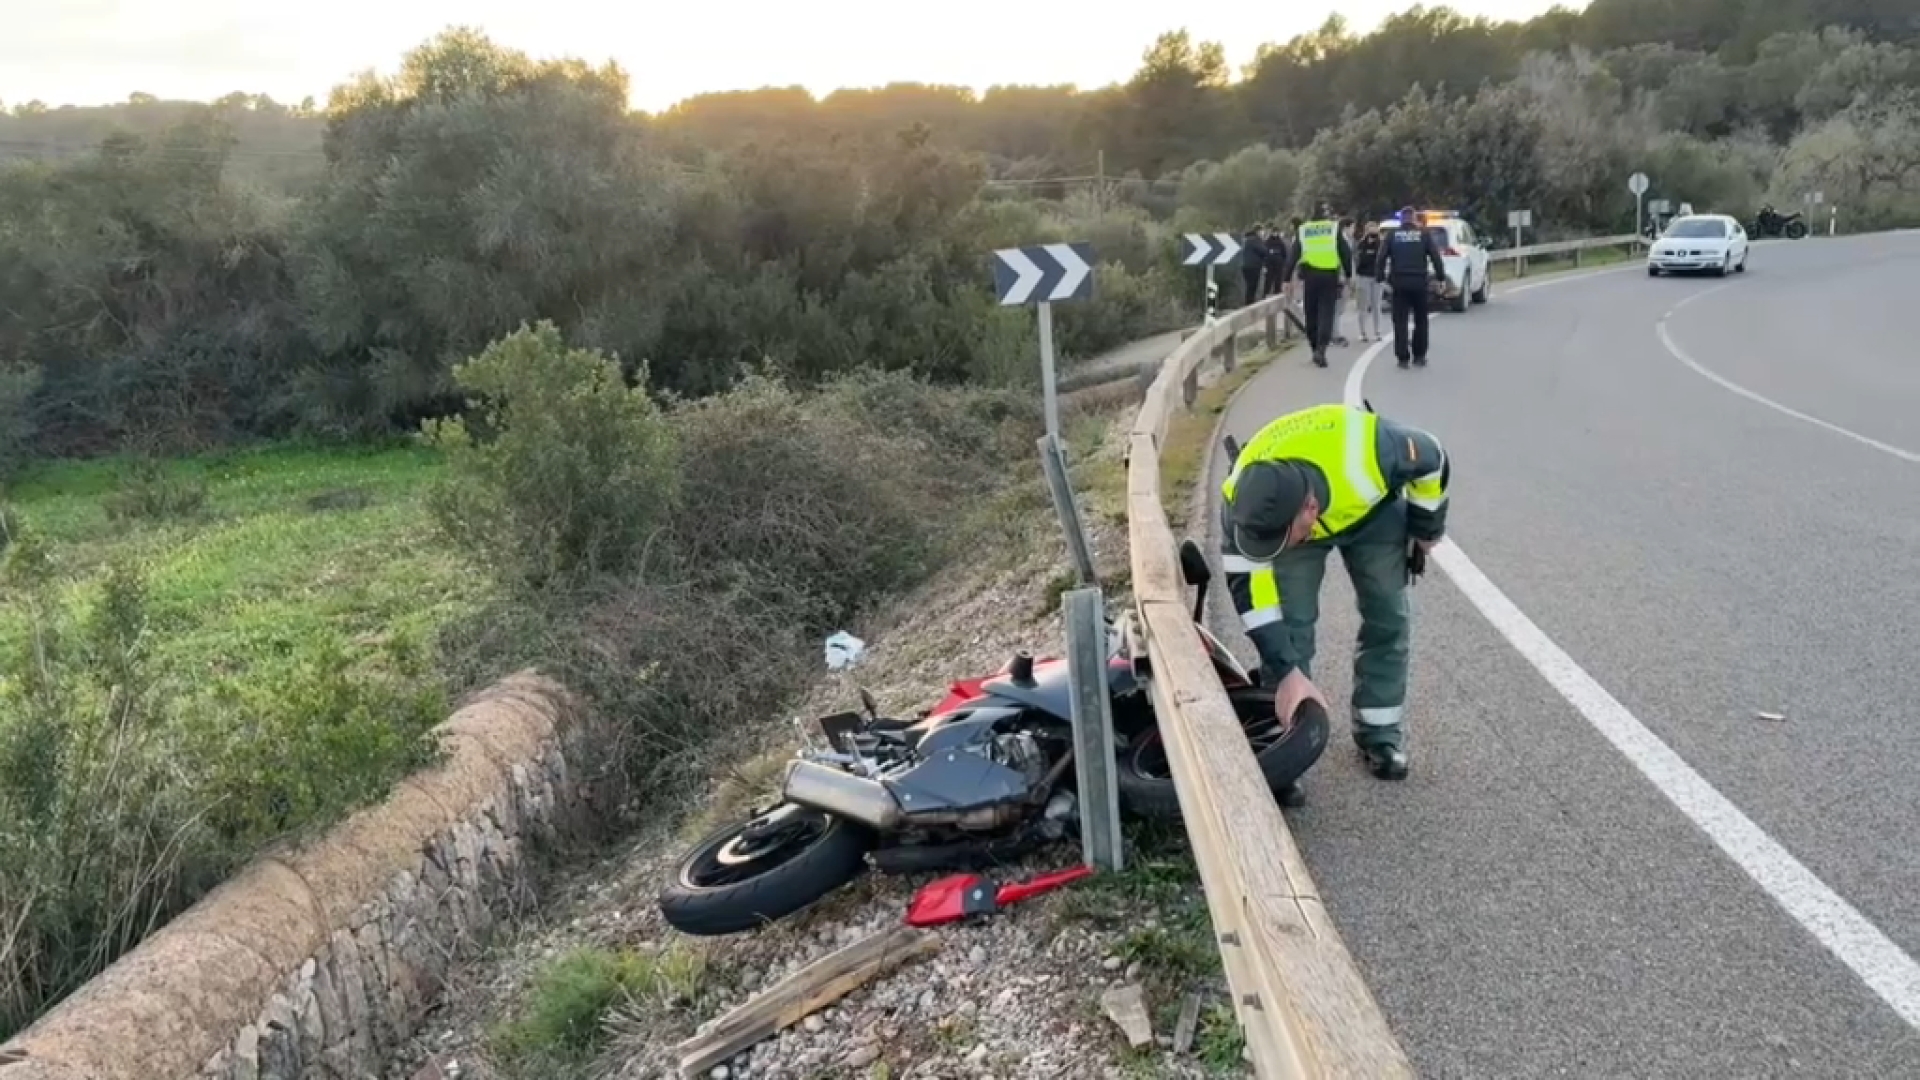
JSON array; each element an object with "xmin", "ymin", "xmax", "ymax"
[{"xmin": 1, "ymin": 0, "xmax": 1914, "ymax": 1044}]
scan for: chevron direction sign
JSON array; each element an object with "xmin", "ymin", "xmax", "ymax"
[
  {"xmin": 1181, "ymin": 232, "xmax": 1242, "ymax": 266},
  {"xmin": 991, "ymin": 243, "xmax": 1096, "ymax": 307}
]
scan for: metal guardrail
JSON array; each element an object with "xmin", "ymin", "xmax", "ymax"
[
  {"xmin": 1125, "ymin": 293, "xmax": 1414, "ymax": 1079},
  {"xmin": 1493, "ymin": 232, "xmax": 1641, "ymax": 260}
]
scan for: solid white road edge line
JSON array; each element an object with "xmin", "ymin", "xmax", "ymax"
[
  {"xmin": 1340, "ymin": 320, "xmax": 1920, "ymax": 1033},
  {"xmin": 1659, "ymin": 283, "xmax": 1920, "ymax": 465}
]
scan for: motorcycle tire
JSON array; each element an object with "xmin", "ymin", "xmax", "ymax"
[
  {"xmin": 1116, "ymin": 687, "xmax": 1330, "ymax": 821},
  {"xmin": 1785, "ymin": 220, "xmax": 1809, "ymax": 240},
  {"xmin": 657, "ymin": 807, "xmax": 873, "ymax": 936}
]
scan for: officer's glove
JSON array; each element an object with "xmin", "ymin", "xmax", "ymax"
[{"xmin": 1406, "ymin": 539, "xmax": 1430, "ymax": 585}]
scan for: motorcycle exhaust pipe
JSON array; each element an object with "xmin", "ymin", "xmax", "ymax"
[{"xmin": 782, "ymin": 759, "xmax": 905, "ymax": 831}]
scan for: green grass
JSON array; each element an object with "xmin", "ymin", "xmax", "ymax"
[
  {"xmin": 490, "ymin": 943, "xmax": 709, "ymax": 1074},
  {"xmin": 1, "ymin": 440, "xmax": 487, "ymax": 710}
]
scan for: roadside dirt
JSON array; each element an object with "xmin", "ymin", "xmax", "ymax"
[{"xmin": 384, "ymin": 388, "xmax": 1254, "ymax": 1080}]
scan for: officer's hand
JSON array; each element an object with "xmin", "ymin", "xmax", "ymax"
[
  {"xmin": 1274, "ymin": 669, "xmax": 1326, "ymax": 731},
  {"xmin": 1414, "ymin": 538, "xmax": 1438, "ymax": 554}
]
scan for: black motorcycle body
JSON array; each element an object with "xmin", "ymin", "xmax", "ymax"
[
  {"xmin": 1753, "ymin": 210, "xmax": 1810, "ymax": 240},
  {"xmin": 656, "ymin": 540, "xmax": 1328, "ymax": 936}
]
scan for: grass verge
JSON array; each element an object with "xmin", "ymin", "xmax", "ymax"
[{"xmin": 1159, "ymin": 345, "xmax": 1282, "ymax": 530}]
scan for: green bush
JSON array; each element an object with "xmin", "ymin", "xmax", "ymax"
[
  {"xmin": 424, "ymin": 320, "xmax": 681, "ymax": 591},
  {"xmin": 100, "ymin": 457, "xmax": 209, "ymax": 523}
]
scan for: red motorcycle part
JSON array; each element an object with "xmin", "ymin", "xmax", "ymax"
[{"xmin": 904, "ymin": 864, "xmax": 1095, "ymax": 927}]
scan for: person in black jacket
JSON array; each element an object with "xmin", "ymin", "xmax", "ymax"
[
  {"xmin": 1374, "ymin": 205, "xmax": 1448, "ymax": 369},
  {"xmin": 1262, "ymin": 222, "xmax": 1289, "ymax": 298},
  {"xmin": 1240, "ymin": 225, "xmax": 1268, "ymax": 307}
]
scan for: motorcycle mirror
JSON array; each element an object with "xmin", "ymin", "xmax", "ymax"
[
  {"xmin": 1178, "ymin": 539, "xmax": 1212, "ymax": 588},
  {"xmin": 859, "ymin": 687, "xmax": 880, "ymax": 721}
]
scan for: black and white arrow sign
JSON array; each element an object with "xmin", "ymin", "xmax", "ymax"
[
  {"xmin": 991, "ymin": 243, "xmax": 1096, "ymax": 306},
  {"xmin": 1180, "ymin": 232, "xmax": 1242, "ymax": 266}
]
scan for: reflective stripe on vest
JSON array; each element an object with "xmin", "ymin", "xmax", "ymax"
[
  {"xmin": 1298, "ymin": 219, "xmax": 1340, "ymax": 271},
  {"xmin": 1222, "ymin": 403, "xmax": 1389, "ymax": 540}
]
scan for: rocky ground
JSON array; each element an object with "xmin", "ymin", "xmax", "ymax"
[{"xmin": 387, "ymin": 387, "xmax": 1257, "ymax": 1080}]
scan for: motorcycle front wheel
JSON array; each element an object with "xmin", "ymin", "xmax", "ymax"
[
  {"xmin": 1117, "ymin": 686, "xmax": 1330, "ymax": 820},
  {"xmin": 1785, "ymin": 219, "xmax": 1809, "ymax": 239},
  {"xmin": 657, "ymin": 804, "xmax": 873, "ymax": 936}
]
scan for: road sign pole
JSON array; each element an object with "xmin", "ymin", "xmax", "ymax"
[
  {"xmin": 1205, "ymin": 265, "xmax": 1217, "ymax": 323},
  {"xmin": 990, "ymin": 241, "xmax": 1094, "ymax": 445},
  {"xmin": 1037, "ymin": 299, "xmax": 1060, "ymax": 442}
]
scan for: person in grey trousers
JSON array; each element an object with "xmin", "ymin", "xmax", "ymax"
[
  {"xmin": 1329, "ymin": 217, "xmax": 1355, "ymax": 347},
  {"xmin": 1353, "ymin": 220, "xmax": 1386, "ymax": 343}
]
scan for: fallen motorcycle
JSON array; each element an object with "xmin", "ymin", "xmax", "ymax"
[{"xmin": 656, "ymin": 539, "xmax": 1329, "ymax": 936}]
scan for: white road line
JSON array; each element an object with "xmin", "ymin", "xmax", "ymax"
[
  {"xmin": 1343, "ymin": 326, "xmax": 1920, "ymax": 1032},
  {"xmin": 1658, "ymin": 284, "xmax": 1920, "ymax": 465}
]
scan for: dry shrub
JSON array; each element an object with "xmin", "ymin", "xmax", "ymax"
[{"xmin": 431, "ymin": 335, "xmax": 1041, "ymax": 816}]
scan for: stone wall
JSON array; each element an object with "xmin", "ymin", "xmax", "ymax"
[{"xmin": 0, "ymin": 671, "xmax": 607, "ymax": 1080}]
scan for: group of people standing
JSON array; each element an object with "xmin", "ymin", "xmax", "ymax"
[{"xmin": 1234, "ymin": 204, "xmax": 1449, "ymax": 371}]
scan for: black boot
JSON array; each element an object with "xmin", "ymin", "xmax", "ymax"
[
  {"xmin": 1312, "ymin": 351, "xmax": 1329, "ymax": 368},
  {"xmin": 1359, "ymin": 742, "xmax": 1409, "ymax": 781},
  {"xmin": 1276, "ymin": 782, "xmax": 1307, "ymax": 808}
]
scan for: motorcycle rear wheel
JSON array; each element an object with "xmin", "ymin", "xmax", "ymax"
[
  {"xmin": 1117, "ymin": 687, "xmax": 1330, "ymax": 821},
  {"xmin": 658, "ymin": 805, "xmax": 873, "ymax": 936}
]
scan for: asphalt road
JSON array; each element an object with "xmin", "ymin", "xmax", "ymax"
[{"xmin": 1202, "ymin": 233, "xmax": 1920, "ymax": 1079}]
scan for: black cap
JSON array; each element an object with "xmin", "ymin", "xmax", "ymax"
[{"xmin": 1230, "ymin": 460, "xmax": 1313, "ymax": 562}]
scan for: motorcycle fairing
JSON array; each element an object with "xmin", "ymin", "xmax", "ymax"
[{"xmin": 889, "ymin": 709, "xmax": 1036, "ymax": 813}]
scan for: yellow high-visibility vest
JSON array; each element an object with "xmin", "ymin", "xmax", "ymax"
[
  {"xmin": 1223, "ymin": 403, "xmax": 1389, "ymax": 541},
  {"xmin": 1298, "ymin": 219, "xmax": 1340, "ymax": 271}
]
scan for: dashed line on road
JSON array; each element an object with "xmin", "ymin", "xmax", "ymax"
[
  {"xmin": 1340, "ymin": 317, "xmax": 1920, "ymax": 1034},
  {"xmin": 1658, "ymin": 282, "xmax": 1920, "ymax": 465}
]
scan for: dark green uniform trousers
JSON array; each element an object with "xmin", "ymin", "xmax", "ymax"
[{"xmin": 1265, "ymin": 500, "xmax": 1412, "ymax": 750}]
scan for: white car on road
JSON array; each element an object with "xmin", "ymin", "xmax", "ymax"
[
  {"xmin": 1380, "ymin": 210, "xmax": 1491, "ymax": 313},
  {"xmin": 1648, "ymin": 213, "xmax": 1749, "ymax": 277}
]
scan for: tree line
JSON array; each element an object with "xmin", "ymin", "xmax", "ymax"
[{"xmin": 2, "ymin": 1, "xmax": 1917, "ymax": 465}]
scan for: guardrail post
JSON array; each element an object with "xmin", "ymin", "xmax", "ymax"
[
  {"xmin": 1221, "ymin": 328, "xmax": 1238, "ymax": 373},
  {"xmin": 1263, "ymin": 310, "xmax": 1277, "ymax": 350},
  {"xmin": 1572, "ymin": 247, "xmax": 1582, "ymax": 269},
  {"xmin": 1064, "ymin": 587, "xmax": 1124, "ymax": 872},
  {"xmin": 1039, "ymin": 433, "xmax": 1098, "ymax": 587},
  {"xmin": 1182, "ymin": 363, "xmax": 1199, "ymax": 408}
]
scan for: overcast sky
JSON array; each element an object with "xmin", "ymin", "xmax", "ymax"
[{"xmin": 3, "ymin": 0, "xmax": 1575, "ymax": 113}]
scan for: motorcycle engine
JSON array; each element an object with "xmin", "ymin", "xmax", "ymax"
[{"xmin": 989, "ymin": 731, "xmax": 1050, "ymax": 788}]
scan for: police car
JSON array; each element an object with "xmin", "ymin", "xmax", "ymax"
[{"xmin": 1380, "ymin": 210, "xmax": 1491, "ymax": 313}]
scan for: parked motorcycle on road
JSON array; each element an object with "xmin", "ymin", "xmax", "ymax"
[
  {"xmin": 656, "ymin": 540, "xmax": 1329, "ymax": 936},
  {"xmin": 1752, "ymin": 208, "xmax": 1810, "ymax": 240}
]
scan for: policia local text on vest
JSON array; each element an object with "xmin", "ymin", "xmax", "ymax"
[
  {"xmin": 1219, "ymin": 402, "xmax": 1451, "ymax": 780},
  {"xmin": 1294, "ymin": 205, "xmax": 1354, "ymax": 369}
]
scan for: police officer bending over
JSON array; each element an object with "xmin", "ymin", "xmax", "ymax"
[
  {"xmin": 1220, "ymin": 402, "xmax": 1451, "ymax": 781},
  {"xmin": 1375, "ymin": 205, "xmax": 1448, "ymax": 369}
]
